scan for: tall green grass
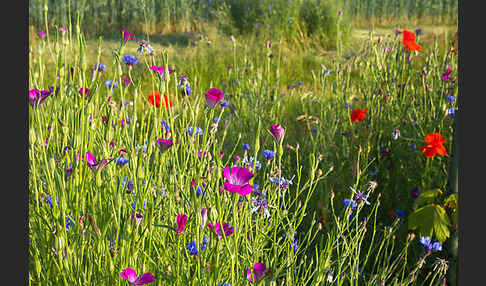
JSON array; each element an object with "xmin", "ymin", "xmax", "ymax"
[{"xmin": 29, "ymin": 8, "xmax": 457, "ymax": 286}]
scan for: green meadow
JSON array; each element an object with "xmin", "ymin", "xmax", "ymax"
[{"xmin": 29, "ymin": 0, "xmax": 458, "ymax": 285}]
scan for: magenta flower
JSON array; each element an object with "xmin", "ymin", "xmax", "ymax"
[
  {"xmin": 123, "ymin": 77, "xmax": 131, "ymax": 86},
  {"xmin": 38, "ymin": 31, "xmax": 46, "ymax": 38},
  {"xmin": 204, "ymin": 88, "xmax": 224, "ymax": 108},
  {"xmin": 122, "ymin": 30, "xmax": 136, "ymax": 43},
  {"xmin": 84, "ymin": 152, "xmax": 112, "ymax": 173},
  {"xmin": 79, "ymin": 88, "xmax": 91, "ymax": 99},
  {"xmin": 176, "ymin": 214, "xmax": 187, "ymax": 234},
  {"xmin": 270, "ymin": 124, "xmax": 285, "ymax": 142},
  {"xmin": 208, "ymin": 222, "xmax": 234, "ymax": 239},
  {"xmin": 246, "ymin": 263, "xmax": 267, "ymax": 283},
  {"xmin": 201, "ymin": 208, "xmax": 208, "ymax": 229},
  {"xmin": 120, "ymin": 268, "xmax": 154, "ymax": 285},
  {"xmin": 223, "ymin": 166, "xmax": 254, "ymax": 196},
  {"xmin": 29, "ymin": 89, "xmax": 51, "ymax": 108},
  {"xmin": 156, "ymin": 138, "xmax": 173, "ymax": 153},
  {"xmin": 150, "ymin": 66, "xmax": 165, "ymax": 77}
]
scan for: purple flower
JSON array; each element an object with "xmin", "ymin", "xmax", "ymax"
[
  {"xmin": 220, "ymin": 100, "xmax": 228, "ymax": 107},
  {"xmin": 156, "ymin": 138, "xmax": 173, "ymax": 152},
  {"xmin": 65, "ymin": 168, "xmax": 73, "ymax": 179},
  {"xmin": 29, "ymin": 89, "xmax": 51, "ymax": 108},
  {"xmin": 38, "ymin": 31, "xmax": 46, "ymax": 38},
  {"xmin": 394, "ymin": 29, "xmax": 402, "ymax": 35},
  {"xmin": 411, "ymin": 187, "xmax": 420, "ymax": 199},
  {"xmin": 270, "ymin": 124, "xmax": 285, "ymax": 142},
  {"xmin": 350, "ymin": 187, "xmax": 371, "ymax": 205},
  {"xmin": 120, "ymin": 268, "xmax": 154, "ymax": 285},
  {"xmin": 223, "ymin": 166, "xmax": 254, "ymax": 196},
  {"xmin": 205, "ymin": 88, "xmax": 224, "ymax": 108},
  {"xmin": 131, "ymin": 213, "xmax": 143, "ymax": 227},
  {"xmin": 59, "ymin": 27, "xmax": 67, "ymax": 36},
  {"xmin": 201, "ymin": 208, "xmax": 208, "ymax": 229},
  {"xmin": 208, "ymin": 222, "xmax": 234, "ymax": 239}
]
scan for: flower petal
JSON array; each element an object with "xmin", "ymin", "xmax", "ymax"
[
  {"xmin": 135, "ymin": 273, "xmax": 155, "ymax": 285},
  {"xmin": 237, "ymin": 184, "xmax": 253, "ymax": 197},
  {"xmin": 120, "ymin": 268, "xmax": 138, "ymax": 283}
]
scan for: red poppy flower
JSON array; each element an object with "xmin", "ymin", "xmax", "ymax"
[
  {"xmin": 420, "ymin": 133, "xmax": 447, "ymax": 158},
  {"xmin": 350, "ymin": 108, "xmax": 368, "ymax": 122},
  {"xmin": 402, "ymin": 29, "xmax": 422, "ymax": 51},
  {"xmin": 147, "ymin": 91, "xmax": 173, "ymax": 109}
]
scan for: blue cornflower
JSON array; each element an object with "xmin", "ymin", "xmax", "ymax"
[
  {"xmin": 218, "ymin": 283, "xmax": 231, "ymax": 286},
  {"xmin": 298, "ymin": 81, "xmax": 303, "ymax": 86},
  {"xmin": 344, "ymin": 199, "xmax": 357, "ymax": 210},
  {"xmin": 65, "ymin": 217, "xmax": 74, "ymax": 229},
  {"xmin": 446, "ymin": 95, "xmax": 455, "ymax": 103},
  {"xmin": 105, "ymin": 80, "xmax": 118, "ymax": 90},
  {"xmin": 200, "ymin": 236, "xmax": 210, "ymax": 251},
  {"xmin": 410, "ymin": 144, "xmax": 417, "ymax": 149},
  {"xmin": 251, "ymin": 197, "xmax": 272, "ymax": 218},
  {"xmin": 130, "ymin": 201, "xmax": 136, "ymax": 209},
  {"xmin": 184, "ymin": 86, "xmax": 192, "ymax": 95},
  {"xmin": 137, "ymin": 40, "xmax": 154, "ymax": 55},
  {"xmin": 269, "ymin": 176, "xmax": 294, "ymax": 189},
  {"xmin": 214, "ymin": 117, "xmax": 221, "ymax": 123},
  {"xmin": 94, "ymin": 63, "xmax": 106, "ymax": 72},
  {"xmin": 395, "ymin": 210, "xmax": 406, "ymax": 218},
  {"xmin": 187, "ymin": 241, "xmax": 197, "ymax": 255},
  {"xmin": 448, "ymin": 107, "xmax": 457, "ymax": 115},
  {"xmin": 243, "ymin": 156, "xmax": 261, "ymax": 171},
  {"xmin": 220, "ymin": 100, "xmax": 228, "ymax": 107},
  {"xmin": 261, "ymin": 150, "xmax": 275, "ymax": 160},
  {"xmin": 122, "ymin": 177, "xmax": 135, "ymax": 193},
  {"xmin": 187, "ymin": 126, "xmax": 203, "ymax": 136},
  {"xmin": 115, "ymin": 157, "xmax": 129, "ymax": 166},
  {"xmin": 368, "ymin": 167, "xmax": 379, "ymax": 176},
  {"xmin": 420, "ymin": 236, "xmax": 442, "ymax": 253},
  {"xmin": 196, "ymin": 186, "xmax": 203, "ymax": 197},
  {"xmin": 243, "ymin": 143, "xmax": 250, "ymax": 150},
  {"xmin": 161, "ymin": 120, "xmax": 171, "ymax": 132},
  {"xmin": 284, "ymin": 231, "xmax": 299, "ymax": 251},
  {"xmin": 122, "ymin": 55, "xmax": 138, "ymax": 66},
  {"xmin": 322, "ymin": 69, "xmax": 332, "ymax": 78},
  {"xmin": 253, "ymin": 184, "xmax": 261, "ymax": 196}
]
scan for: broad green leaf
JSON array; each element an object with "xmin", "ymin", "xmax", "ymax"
[
  {"xmin": 408, "ymin": 204, "xmax": 451, "ymax": 243},
  {"xmin": 413, "ymin": 189, "xmax": 441, "ymax": 208}
]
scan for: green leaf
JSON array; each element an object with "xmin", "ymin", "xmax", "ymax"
[
  {"xmin": 413, "ymin": 189, "xmax": 441, "ymax": 208},
  {"xmin": 408, "ymin": 204, "xmax": 451, "ymax": 243}
]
